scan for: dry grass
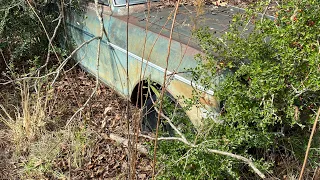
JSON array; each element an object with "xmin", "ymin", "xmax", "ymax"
[
  {"xmin": 0, "ymin": 81, "xmax": 48, "ymax": 153},
  {"xmin": 0, "ymin": 80, "xmax": 95, "ymax": 179},
  {"xmin": 22, "ymin": 126, "xmax": 95, "ymax": 179}
]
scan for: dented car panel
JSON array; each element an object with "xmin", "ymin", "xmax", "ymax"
[{"xmin": 67, "ymin": 1, "xmax": 236, "ymax": 127}]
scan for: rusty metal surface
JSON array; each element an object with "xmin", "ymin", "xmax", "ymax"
[
  {"xmin": 66, "ymin": 2, "xmax": 235, "ymax": 126},
  {"xmin": 130, "ymin": 5, "xmax": 244, "ymax": 48}
]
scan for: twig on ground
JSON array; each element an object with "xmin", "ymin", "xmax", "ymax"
[
  {"xmin": 261, "ymin": 0, "xmax": 272, "ymax": 23},
  {"xmin": 109, "ymin": 133, "xmax": 148, "ymax": 154},
  {"xmin": 312, "ymin": 167, "xmax": 320, "ymax": 180}
]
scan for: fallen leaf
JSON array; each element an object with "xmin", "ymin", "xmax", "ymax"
[
  {"xmin": 101, "ymin": 119, "xmax": 107, "ymax": 129},
  {"xmin": 115, "ymin": 114, "xmax": 121, "ymax": 120},
  {"xmin": 104, "ymin": 107, "xmax": 113, "ymax": 115},
  {"xmin": 138, "ymin": 174, "xmax": 147, "ymax": 179}
]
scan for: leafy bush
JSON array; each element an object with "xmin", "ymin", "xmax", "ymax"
[
  {"xmin": 156, "ymin": 0, "xmax": 320, "ymax": 179},
  {"xmin": 0, "ymin": 0, "xmax": 62, "ymax": 73}
]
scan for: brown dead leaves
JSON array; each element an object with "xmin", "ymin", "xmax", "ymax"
[{"xmin": 49, "ymin": 68, "xmax": 152, "ymax": 179}]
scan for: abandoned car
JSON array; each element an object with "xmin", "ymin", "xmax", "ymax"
[{"xmin": 67, "ymin": 0, "xmax": 244, "ymax": 130}]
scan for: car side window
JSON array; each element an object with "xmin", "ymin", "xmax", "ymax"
[
  {"xmin": 98, "ymin": 0, "xmax": 109, "ymax": 5},
  {"xmin": 88, "ymin": 0, "xmax": 109, "ymax": 5},
  {"xmin": 114, "ymin": 0, "xmax": 142, "ymax": 5},
  {"xmin": 114, "ymin": 0, "xmax": 158, "ymax": 6}
]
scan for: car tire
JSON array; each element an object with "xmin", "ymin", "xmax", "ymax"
[
  {"xmin": 141, "ymin": 93, "xmax": 174, "ymax": 135},
  {"xmin": 141, "ymin": 94, "xmax": 158, "ymax": 132}
]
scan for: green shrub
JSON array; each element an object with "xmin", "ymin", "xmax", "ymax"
[
  {"xmin": 0, "ymin": 1, "xmax": 62, "ymax": 73},
  {"xmin": 156, "ymin": 0, "xmax": 320, "ymax": 179}
]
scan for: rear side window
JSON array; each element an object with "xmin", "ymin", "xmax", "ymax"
[
  {"xmin": 89, "ymin": 0, "xmax": 109, "ymax": 5},
  {"xmin": 99, "ymin": 0, "xmax": 109, "ymax": 5},
  {"xmin": 113, "ymin": 0, "xmax": 158, "ymax": 6}
]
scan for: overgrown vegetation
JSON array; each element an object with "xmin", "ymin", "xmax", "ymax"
[
  {"xmin": 0, "ymin": 80, "xmax": 95, "ymax": 179},
  {"xmin": 155, "ymin": 0, "xmax": 320, "ymax": 179},
  {"xmin": 1, "ymin": 0, "xmax": 319, "ymax": 179}
]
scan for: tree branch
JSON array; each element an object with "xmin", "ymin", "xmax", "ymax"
[
  {"xmin": 151, "ymin": 104, "xmax": 266, "ymax": 179},
  {"xmin": 26, "ymin": 0, "xmax": 60, "ymax": 63},
  {"xmin": 138, "ymin": 131, "xmax": 266, "ymax": 179},
  {"xmin": 51, "ymin": 36, "xmax": 100, "ymax": 86}
]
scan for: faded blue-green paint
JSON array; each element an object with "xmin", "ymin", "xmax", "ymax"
[{"xmin": 67, "ymin": 1, "xmax": 239, "ymax": 126}]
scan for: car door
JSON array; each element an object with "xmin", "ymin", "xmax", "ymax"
[{"xmin": 67, "ymin": 0, "xmax": 130, "ymax": 96}]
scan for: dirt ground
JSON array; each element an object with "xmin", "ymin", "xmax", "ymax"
[
  {"xmin": 51, "ymin": 69, "xmax": 153, "ymax": 179},
  {"xmin": 0, "ymin": 126, "xmax": 16, "ymax": 179}
]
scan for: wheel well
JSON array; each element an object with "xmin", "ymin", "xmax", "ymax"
[{"xmin": 130, "ymin": 80, "xmax": 161, "ymax": 108}]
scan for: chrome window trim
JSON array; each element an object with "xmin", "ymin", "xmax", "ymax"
[
  {"xmin": 107, "ymin": 41, "xmax": 214, "ymax": 95},
  {"xmin": 112, "ymin": 0, "xmax": 159, "ymax": 7}
]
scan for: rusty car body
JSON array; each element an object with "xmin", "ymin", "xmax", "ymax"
[{"xmin": 67, "ymin": 0, "xmax": 243, "ymax": 127}]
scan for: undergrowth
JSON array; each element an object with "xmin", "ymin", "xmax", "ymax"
[{"xmin": 0, "ymin": 80, "xmax": 96, "ymax": 179}]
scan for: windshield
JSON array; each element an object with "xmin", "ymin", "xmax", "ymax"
[{"xmin": 113, "ymin": 0, "xmax": 158, "ymax": 6}]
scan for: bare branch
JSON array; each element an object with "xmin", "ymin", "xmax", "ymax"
[
  {"xmin": 26, "ymin": 0, "xmax": 61, "ymax": 63},
  {"xmin": 0, "ymin": 35, "xmax": 97, "ymax": 86},
  {"xmin": 152, "ymin": 1, "xmax": 181, "ymax": 178},
  {"xmin": 40, "ymin": 14, "xmax": 63, "ymax": 71},
  {"xmin": 65, "ymin": 0, "xmax": 103, "ymax": 127},
  {"xmin": 0, "ymin": 72, "xmax": 56, "ymax": 85},
  {"xmin": 51, "ymin": 36, "xmax": 100, "ymax": 86},
  {"xmin": 125, "ymin": 0, "xmax": 133, "ymax": 179},
  {"xmin": 290, "ymin": 84, "xmax": 309, "ymax": 97},
  {"xmin": 154, "ymin": 106, "xmax": 187, "ymax": 142}
]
